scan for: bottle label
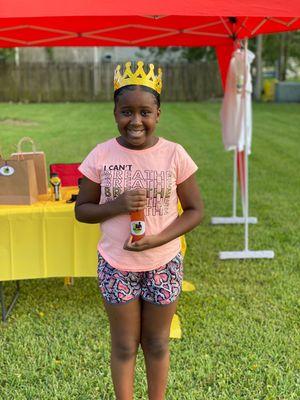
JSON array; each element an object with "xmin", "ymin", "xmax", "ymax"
[
  {"xmin": 54, "ymin": 185, "xmax": 60, "ymax": 201},
  {"xmin": 130, "ymin": 221, "xmax": 145, "ymax": 236},
  {"xmin": 0, "ymin": 165, "xmax": 15, "ymax": 176}
]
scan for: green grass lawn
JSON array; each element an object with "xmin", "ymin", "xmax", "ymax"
[{"xmin": 0, "ymin": 101, "xmax": 300, "ymax": 399}]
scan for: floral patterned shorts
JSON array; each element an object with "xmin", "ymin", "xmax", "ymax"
[{"xmin": 97, "ymin": 252, "xmax": 183, "ymax": 306}]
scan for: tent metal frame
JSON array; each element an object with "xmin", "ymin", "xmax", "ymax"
[
  {"xmin": 0, "ymin": 16, "xmax": 298, "ymax": 46},
  {"xmin": 0, "ymin": 281, "xmax": 20, "ymax": 323}
]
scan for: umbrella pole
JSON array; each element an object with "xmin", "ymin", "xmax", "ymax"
[
  {"xmin": 219, "ymin": 38, "xmax": 274, "ymax": 260},
  {"xmin": 233, "ymin": 149, "xmax": 237, "ymax": 218}
]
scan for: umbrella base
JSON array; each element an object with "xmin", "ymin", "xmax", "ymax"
[
  {"xmin": 219, "ymin": 250, "xmax": 274, "ymax": 260},
  {"xmin": 211, "ymin": 216, "xmax": 257, "ymax": 224}
]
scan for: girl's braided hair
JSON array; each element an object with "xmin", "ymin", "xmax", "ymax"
[{"xmin": 114, "ymin": 85, "xmax": 160, "ymax": 108}]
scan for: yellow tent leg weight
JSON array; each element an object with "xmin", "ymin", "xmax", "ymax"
[
  {"xmin": 64, "ymin": 277, "xmax": 74, "ymax": 286},
  {"xmin": 170, "ymin": 314, "xmax": 182, "ymax": 339},
  {"xmin": 182, "ymin": 280, "xmax": 196, "ymax": 292}
]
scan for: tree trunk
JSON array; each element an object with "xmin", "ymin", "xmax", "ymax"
[
  {"xmin": 282, "ymin": 32, "xmax": 290, "ymax": 81},
  {"xmin": 278, "ymin": 33, "xmax": 289, "ymax": 81},
  {"xmin": 254, "ymin": 35, "xmax": 263, "ymax": 101}
]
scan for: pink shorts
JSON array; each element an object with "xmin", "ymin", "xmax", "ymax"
[{"xmin": 97, "ymin": 252, "xmax": 183, "ymax": 306}]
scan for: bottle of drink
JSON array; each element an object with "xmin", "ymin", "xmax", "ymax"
[
  {"xmin": 50, "ymin": 173, "xmax": 62, "ymax": 201},
  {"xmin": 130, "ymin": 210, "xmax": 145, "ymax": 242}
]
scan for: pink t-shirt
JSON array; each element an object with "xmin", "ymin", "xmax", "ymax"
[{"xmin": 78, "ymin": 137, "xmax": 198, "ymax": 272}]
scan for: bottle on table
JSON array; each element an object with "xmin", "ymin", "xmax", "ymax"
[
  {"xmin": 50, "ymin": 173, "xmax": 62, "ymax": 201},
  {"xmin": 130, "ymin": 210, "xmax": 145, "ymax": 242}
]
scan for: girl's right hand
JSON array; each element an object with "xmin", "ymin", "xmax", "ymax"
[{"xmin": 114, "ymin": 189, "xmax": 147, "ymax": 213}]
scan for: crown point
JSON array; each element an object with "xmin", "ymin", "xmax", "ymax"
[{"xmin": 113, "ymin": 61, "xmax": 162, "ymax": 94}]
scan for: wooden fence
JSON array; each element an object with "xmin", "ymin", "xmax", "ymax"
[{"xmin": 0, "ymin": 61, "xmax": 223, "ymax": 102}]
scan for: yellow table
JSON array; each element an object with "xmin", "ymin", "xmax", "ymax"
[
  {"xmin": 0, "ymin": 187, "xmax": 99, "ymax": 321},
  {"xmin": 0, "ymin": 187, "xmax": 100, "ymax": 282}
]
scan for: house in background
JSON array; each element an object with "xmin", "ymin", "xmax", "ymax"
[
  {"xmin": 18, "ymin": 47, "xmax": 145, "ymax": 63},
  {"xmin": 17, "ymin": 46, "xmax": 185, "ymax": 64}
]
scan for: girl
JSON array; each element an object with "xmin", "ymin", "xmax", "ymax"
[{"xmin": 75, "ymin": 61, "xmax": 203, "ymax": 400}]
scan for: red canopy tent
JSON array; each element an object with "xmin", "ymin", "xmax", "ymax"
[
  {"xmin": 1, "ymin": 0, "xmax": 299, "ymax": 259},
  {"xmin": 1, "ymin": 0, "xmax": 300, "ymax": 83}
]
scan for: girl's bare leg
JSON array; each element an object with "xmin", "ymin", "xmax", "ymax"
[
  {"xmin": 140, "ymin": 299, "xmax": 178, "ymax": 400},
  {"xmin": 104, "ymin": 298, "xmax": 142, "ymax": 400}
]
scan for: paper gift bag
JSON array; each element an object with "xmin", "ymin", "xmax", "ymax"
[
  {"xmin": 11, "ymin": 137, "xmax": 48, "ymax": 194},
  {"xmin": 0, "ymin": 157, "xmax": 39, "ymax": 205}
]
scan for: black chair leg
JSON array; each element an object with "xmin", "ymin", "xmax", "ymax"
[{"xmin": 0, "ymin": 281, "xmax": 20, "ymax": 323}]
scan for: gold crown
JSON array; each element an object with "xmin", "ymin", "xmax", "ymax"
[{"xmin": 114, "ymin": 61, "xmax": 162, "ymax": 94}]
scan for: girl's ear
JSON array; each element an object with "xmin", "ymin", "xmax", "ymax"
[{"xmin": 156, "ymin": 108, "xmax": 161, "ymax": 123}]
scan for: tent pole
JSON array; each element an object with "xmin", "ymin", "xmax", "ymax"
[
  {"xmin": 233, "ymin": 149, "xmax": 237, "ymax": 218},
  {"xmin": 243, "ymin": 39, "xmax": 249, "ymax": 251}
]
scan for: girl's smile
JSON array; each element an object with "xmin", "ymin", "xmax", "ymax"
[{"xmin": 114, "ymin": 86, "xmax": 161, "ymax": 150}]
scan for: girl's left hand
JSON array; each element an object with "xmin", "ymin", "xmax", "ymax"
[{"xmin": 123, "ymin": 235, "xmax": 160, "ymax": 252}]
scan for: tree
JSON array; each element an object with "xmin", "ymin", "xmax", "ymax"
[
  {"xmin": 261, "ymin": 31, "xmax": 300, "ymax": 80},
  {"xmin": 254, "ymin": 35, "xmax": 263, "ymax": 100},
  {"xmin": 137, "ymin": 46, "xmax": 216, "ymax": 62},
  {"xmin": 181, "ymin": 47, "xmax": 216, "ymax": 61},
  {"xmin": 139, "ymin": 31, "xmax": 300, "ymax": 81},
  {"xmin": 0, "ymin": 49, "xmax": 15, "ymax": 63}
]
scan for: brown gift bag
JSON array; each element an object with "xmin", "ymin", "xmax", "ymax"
[
  {"xmin": 0, "ymin": 155, "xmax": 39, "ymax": 205},
  {"xmin": 10, "ymin": 137, "xmax": 48, "ymax": 194}
]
